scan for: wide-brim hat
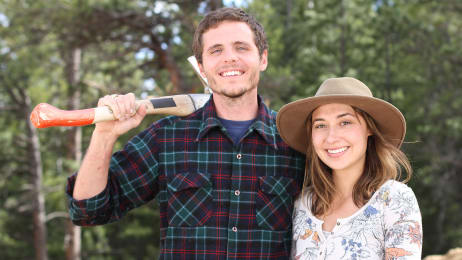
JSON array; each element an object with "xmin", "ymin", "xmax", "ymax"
[{"xmin": 276, "ymin": 77, "xmax": 406, "ymax": 154}]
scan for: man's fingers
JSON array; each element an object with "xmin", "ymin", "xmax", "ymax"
[
  {"xmin": 99, "ymin": 93, "xmax": 137, "ymax": 121},
  {"xmin": 135, "ymin": 102, "xmax": 147, "ymax": 117},
  {"xmin": 125, "ymin": 93, "xmax": 136, "ymax": 117},
  {"xmin": 100, "ymin": 95, "xmax": 121, "ymax": 120}
]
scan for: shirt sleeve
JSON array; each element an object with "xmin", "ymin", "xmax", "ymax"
[
  {"xmin": 66, "ymin": 128, "xmax": 160, "ymax": 226},
  {"xmin": 384, "ymin": 182, "xmax": 422, "ymax": 259}
]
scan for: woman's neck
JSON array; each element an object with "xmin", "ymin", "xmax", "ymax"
[{"xmin": 332, "ymin": 169, "xmax": 362, "ymax": 199}]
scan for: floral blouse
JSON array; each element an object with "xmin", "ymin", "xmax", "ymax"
[{"xmin": 291, "ymin": 180, "xmax": 422, "ymax": 260}]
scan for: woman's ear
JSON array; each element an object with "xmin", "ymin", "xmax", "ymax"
[{"xmin": 367, "ymin": 129, "xmax": 373, "ymax": 137}]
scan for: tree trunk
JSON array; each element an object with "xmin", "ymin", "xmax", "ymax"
[
  {"xmin": 384, "ymin": 34, "xmax": 392, "ymax": 100},
  {"xmin": 24, "ymin": 94, "xmax": 48, "ymax": 260},
  {"xmin": 286, "ymin": 0, "xmax": 292, "ymax": 29},
  {"xmin": 148, "ymin": 35, "xmax": 187, "ymax": 94},
  {"xmin": 208, "ymin": 0, "xmax": 223, "ymax": 11},
  {"xmin": 339, "ymin": 0, "xmax": 347, "ymax": 76},
  {"xmin": 63, "ymin": 48, "xmax": 82, "ymax": 260}
]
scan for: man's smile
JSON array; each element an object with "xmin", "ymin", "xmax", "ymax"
[{"xmin": 219, "ymin": 70, "xmax": 244, "ymax": 77}]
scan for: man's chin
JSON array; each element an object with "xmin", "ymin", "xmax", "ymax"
[
  {"xmin": 210, "ymin": 86, "xmax": 247, "ymax": 99},
  {"xmin": 222, "ymin": 91, "xmax": 246, "ymax": 99},
  {"xmin": 216, "ymin": 84, "xmax": 257, "ymax": 99}
]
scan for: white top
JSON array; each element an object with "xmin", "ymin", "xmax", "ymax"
[{"xmin": 291, "ymin": 180, "xmax": 422, "ymax": 260}]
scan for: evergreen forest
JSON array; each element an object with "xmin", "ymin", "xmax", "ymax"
[{"xmin": 1, "ymin": 0, "xmax": 461, "ymax": 259}]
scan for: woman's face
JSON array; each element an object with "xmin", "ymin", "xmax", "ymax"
[{"xmin": 311, "ymin": 103, "xmax": 371, "ymax": 176}]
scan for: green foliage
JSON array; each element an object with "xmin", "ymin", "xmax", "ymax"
[{"xmin": 1, "ymin": 0, "xmax": 461, "ymax": 258}]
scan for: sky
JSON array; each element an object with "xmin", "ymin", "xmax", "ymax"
[{"xmin": 223, "ymin": 0, "xmax": 248, "ymax": 7}]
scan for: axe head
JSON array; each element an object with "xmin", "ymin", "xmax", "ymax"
[
  {"xmin": 188, "ymin": 94, "xmax": 211, "ymax": 110},
  {"xmin": 187, "ymin": 56, "xmax": 212, "ymax": 94}
]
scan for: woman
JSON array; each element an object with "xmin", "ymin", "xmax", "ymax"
[{"xmin": 277, "ymin": 77, "xmax": 422, "ymax": 259}]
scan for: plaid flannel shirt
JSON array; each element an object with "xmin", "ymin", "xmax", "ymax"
[{"xmin": 67, "ymin": 95, "xmax": 305, "ymax": 259}]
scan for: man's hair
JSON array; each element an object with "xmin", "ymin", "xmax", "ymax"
[
  {"xmin": 302, "ymin": 107, "xmax": 412, "ymax": 217},
  {"xmin": 192, "ymin": 7, "xmax": 268, "ymax": 64}
]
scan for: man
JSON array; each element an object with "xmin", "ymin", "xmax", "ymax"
[{"xmin": 67, "ymin": 7, "xmax": 305, "ymax": 259}]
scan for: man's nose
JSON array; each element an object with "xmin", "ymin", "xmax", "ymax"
[{"xmin": 223, "ymin": 49, "xmax": 238, "ymax": 63}]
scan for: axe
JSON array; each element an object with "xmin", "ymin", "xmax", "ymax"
[{"xmin": 30, "ymin": 57, "xmax": 211, "ymax": 128}]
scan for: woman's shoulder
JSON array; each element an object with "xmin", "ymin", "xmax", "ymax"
[
  {"xmin": 375, "ymin": 180, "xmax": 420, "ymax": 213},
  {"xmin": 294, "ymin": 191, "xmax": 312, "ymax": 210},
  {"xmin": 379, "ymin": 179, "xmax": 416, "ymax": 197}
]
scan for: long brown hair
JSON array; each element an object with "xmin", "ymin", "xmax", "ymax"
[{"xmin": 303, "ymin": 107, "xmax": 412, "ymax": 217}]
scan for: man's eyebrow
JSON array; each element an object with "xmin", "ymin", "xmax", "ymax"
[
  {"xmin": 234, "ymin": 40, "xmax": 251, "ymax": 46},
  {"xmin": 206, "ymin": 44, "xmax": 223, "ymax": 52}
]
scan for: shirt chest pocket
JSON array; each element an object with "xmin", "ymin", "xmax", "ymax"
[
  {"xmin": 167, "ymin": 172, "xmax": 213, "ymax": 227},
  {"xmin": 256, "ymin": 176, "xmax": 300, "ymax": 231}
]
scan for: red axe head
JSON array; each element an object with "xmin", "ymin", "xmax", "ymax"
[{"xmin": 30, "ymin": 103, "xmax": 95, "ymax": 128}]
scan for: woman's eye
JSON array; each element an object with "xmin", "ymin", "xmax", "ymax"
[
  {"xmin": 340, "ymin": 121, "xmax": 352, "ymax": 126},
  {"xmin": 313, "ymin": 124, "xmax": 326, "ymax": 129},
  {"xmin": 210, "ymin": 49, "xmax": 222, "ymax": 54}
]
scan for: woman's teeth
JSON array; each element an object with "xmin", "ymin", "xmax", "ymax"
[{"xmin": 327, "ymin": 147, "xmax": 347, "ymax": 154}]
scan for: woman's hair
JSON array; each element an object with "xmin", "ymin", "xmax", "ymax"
[{"xmin": 303, "ymin": 107, "xmax": 412, "ymax": 217}]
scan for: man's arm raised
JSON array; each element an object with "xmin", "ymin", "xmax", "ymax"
[{"xmin": 72, "ymin": 93, "xmax": 146, "ymax": 200}]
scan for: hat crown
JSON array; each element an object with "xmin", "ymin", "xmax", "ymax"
[{"xmin": 316, "ymin": 77, "xmax": 373, "ymax": 97}]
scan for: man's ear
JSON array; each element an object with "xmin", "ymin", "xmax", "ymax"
[
  {"xmin": 259, "ymin": 49, "xmax": 268, "ymax": 71},
  {"xmin": 198, "ymin": 62, "xmax": 206, "ymax": 78}
]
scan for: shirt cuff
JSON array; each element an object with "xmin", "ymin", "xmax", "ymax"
[{"xmin": 66, "ymin": 173, "xmax": 110, "ymax": 223}]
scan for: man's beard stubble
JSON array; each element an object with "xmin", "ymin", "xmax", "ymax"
[{"xmin": 206, "ymin": 70, "xmax": 259, "ymax": 99}]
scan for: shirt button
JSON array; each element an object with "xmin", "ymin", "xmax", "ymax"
[
  {"xmin": 337, "ymin": 221, "xmax": 341, "ymax": 226},
  {"xmin": 236, "ymin": 153, "xmax": 242, "ymax": 159},
  {"xmin": 232, "ymin": 227, "xmax": 237, "ymax": 232},
  {"xmin": 234, "ymin": 190, "xmax": 240, "ymax": 196}
]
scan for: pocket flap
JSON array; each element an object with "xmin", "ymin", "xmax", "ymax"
[
  {"xmin": 259, "ymin": 176, "xmax": 300, "ymax": 197},
  {"xmin": 168, "ymin": 172, "xmax": 211, "ymax": 193}
]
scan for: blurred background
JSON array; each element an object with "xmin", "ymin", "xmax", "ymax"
[{"xmin": 0, "ymin": 0, "xmax": 461, "ymax": 259}]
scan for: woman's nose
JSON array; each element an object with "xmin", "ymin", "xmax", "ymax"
[{"xmin": 325, "ymin": 126, "xmax": 340, "ymax": 143}]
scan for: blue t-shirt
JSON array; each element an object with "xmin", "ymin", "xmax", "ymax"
[{"xmin": 219, "ymin": 117, "xmax": 255, "ymax": 144}]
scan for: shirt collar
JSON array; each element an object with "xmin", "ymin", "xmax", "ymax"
[{"xmin": 196, "ymin": 95, "xmax": 278, "ymax": 149}]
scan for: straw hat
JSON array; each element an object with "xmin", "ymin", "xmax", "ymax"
[{"xmin": 276, "ymin": 77, "xmax": 406, "ymax": 154}]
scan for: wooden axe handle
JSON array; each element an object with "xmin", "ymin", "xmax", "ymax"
[{"xmin": 30, "ymin": 95, "xmax": 205, "ymax": 128}]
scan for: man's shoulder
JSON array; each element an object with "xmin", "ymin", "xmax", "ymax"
[
  {"xmin": 267, "ymin": 108, "xmax": 278, "ymax": 123},
  {"xmin": 149, "ymin": 109, "xmax": 204, "ymax": 131}
]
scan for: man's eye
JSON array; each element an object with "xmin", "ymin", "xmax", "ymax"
[
  {"xmin": 340, "ymin": 121, "xmax": 352, "ymax": 126},
  {"xmin": 210, "ymin": 49, "xmax": 222, "ymax": 54},
  {"xmin": 313, "ymin": 124, "xmax": 326, "ymax": 129}
]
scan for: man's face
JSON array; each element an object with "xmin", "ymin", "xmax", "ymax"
[{"xmin": 198, "ymin": 21, "xmax": 268, "ymax": 99}]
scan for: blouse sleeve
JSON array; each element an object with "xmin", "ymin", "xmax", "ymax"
[{"xmin": 383, "ymin": 182, "xmax": 422, "ymax": 259}]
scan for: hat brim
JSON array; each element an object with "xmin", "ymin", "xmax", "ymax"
[{"xmin": 276, "ymin": 95, "xmax": 406, "ymax": 154}]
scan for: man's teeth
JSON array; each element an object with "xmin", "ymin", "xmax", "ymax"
[
  {"xmin": 327, "ymin": 147, "xmax": 347, "ymax": 154},
  {"xmin": 221, "ymin": 70, "xmax": 242, "ymax": 77}
]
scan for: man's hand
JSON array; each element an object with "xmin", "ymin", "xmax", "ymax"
[{"xmin": 95, "ymin": 93, "xmax": 147, "ymax": 138}]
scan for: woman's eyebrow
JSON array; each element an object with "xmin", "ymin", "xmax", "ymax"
[
  {"xmin": 312, "ymin": 118, "xmax": 325, "ymax": 123},
  {"xmin": 337, "ymin": 113, "xmax": 355, "ymax": 118}
]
